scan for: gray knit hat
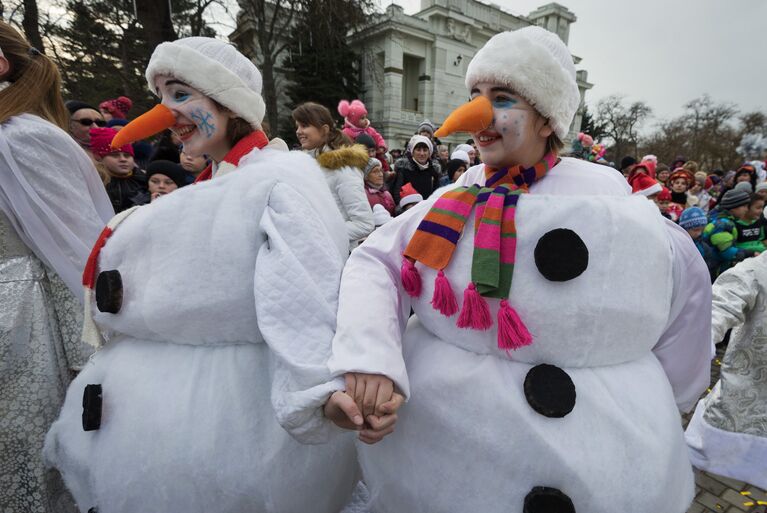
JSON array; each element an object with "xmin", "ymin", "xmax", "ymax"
[
  {"xmin": 734, "ymin": 181, "xmax": 754, "ymax": 193},
  {"xmin": 756, "ymin": 182, "xmax": 767, "ymax": 193},
  {"xmin": 363, "ymin": 157, "xmax": 382, "ymax": 180},
  {"xmin": 719, "ymin": 189, "xmax": 751, "ymax": 210},
  {"xmin": 417, "ymin": 120, "xmax": 435, "ymax": 136}
]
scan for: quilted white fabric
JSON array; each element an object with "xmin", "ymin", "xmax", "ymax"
[{"xmin": 44, "ymin": 148, "xmax": 357, "ymax": 513}]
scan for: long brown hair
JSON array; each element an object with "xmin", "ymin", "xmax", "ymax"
[
  {"xmin": 0, "ymin": 22, "xmax": 68, "ymax": 129},
  {"xmin": 291, "ymin": 102, "xmax": 351, "ymax": 150}
]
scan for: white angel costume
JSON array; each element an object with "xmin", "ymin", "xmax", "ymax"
[
  {"xmin": 0, "ymin": 114, "xmax": 114, "ymax": 512},
  {"xmin": 326, "ymin": 157, "xmax": 712, "ymax": 513},
  {"xmin": 44, "ymin": 146, "xmax": 358, "ymax": 513},
  {"xmin": 686, "ymin": 252, "xmax": 767, "ymax": 489}
]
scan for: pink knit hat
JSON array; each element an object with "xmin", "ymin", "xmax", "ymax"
[
  {"xmin": 90, "ymin": 127, "xmax": 134, "ymax": 158},
  {"xmin": 338, "ymin": 99, "xmax": 368, "ymax": 128},
  {"xmin": 99, "ymin": 96, "xmax": 133, "ymax": 119}
]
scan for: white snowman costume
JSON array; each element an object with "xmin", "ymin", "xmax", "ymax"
[
  {"xmin": 323, "ymin": 27, "xmax": 712, "ymax": 513},
  {"xmin": 44, "ymin": 38, "xmax": 358, "ymax": 513}
]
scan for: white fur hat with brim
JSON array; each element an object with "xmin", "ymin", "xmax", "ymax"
[
  {"xmin": 145, "ymin": 37, "xmax": 266, "ymax": 128},
  {"xmin": 465, "ymin": 26, "xmax": 580, "ymax": 139}
]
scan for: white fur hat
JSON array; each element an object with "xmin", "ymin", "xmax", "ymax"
[
  {"xmin": 450, "ymin": 149, "xmax": 470, "ymax": 165},
  {"xmin": 465, "ymin": 26, "xmax": 580, "ymax": 139},
  {"xmin": 145, "ymin": 37, "xmax": 266, "ymax": 128},
  {"xmin": 408, "ymin": 134, "xmax": 433, "ymax": 155}
]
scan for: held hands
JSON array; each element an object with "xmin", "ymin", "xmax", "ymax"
[{"xmin": 323, "ymin": 373, "xmax": 404, "ymax": 444}]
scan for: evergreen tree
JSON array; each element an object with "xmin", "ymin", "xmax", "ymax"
[
  {"xmin": 49, "ymin": 0, "xmax": 221, "ymax": 113},
  {"xmin": 282, "ymin": 0, "xmax": 373, "ymax": 140}
]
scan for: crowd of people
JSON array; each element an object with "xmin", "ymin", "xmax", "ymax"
[{"xmin": 2, "ymin": 19, "xmax": 766, "ymax": 513}]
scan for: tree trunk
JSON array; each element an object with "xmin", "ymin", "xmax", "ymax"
[
  {"xmin": 135, "ymin": 0, "xmax": 177, "ymax": 50},
  {"xmin": 22, "ymin": 0, "xmax": 44, "ymax": 52},
  {"xmin": 261, "ymin": 58, "xmax": 279, "ymax": 135}
]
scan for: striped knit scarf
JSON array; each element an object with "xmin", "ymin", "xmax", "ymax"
[{"xmin": 401, "ymin": 152, "xmax": 558, "ymax": 350}]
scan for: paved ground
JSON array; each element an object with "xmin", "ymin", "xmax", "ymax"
[{"xmin": 685, "ymin": 345, "xmax": 766, "ymax": 513}]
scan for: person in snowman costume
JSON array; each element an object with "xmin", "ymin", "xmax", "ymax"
[
  {"xmin": 322, "ymin": 26, "xmax": 712, "ymax": 513},
  {"xmin": 44, "ymin": 37, "xmax": 358, "ymax": 513}
]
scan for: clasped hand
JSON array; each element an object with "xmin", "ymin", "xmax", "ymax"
[{"xmin": 324, "ymin": 373, "xmax": 403, "ymax": 444}]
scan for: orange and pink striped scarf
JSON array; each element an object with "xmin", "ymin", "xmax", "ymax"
[{"xmin": 401, "ymin": 152, "xmax": 558, "ymax": 349}]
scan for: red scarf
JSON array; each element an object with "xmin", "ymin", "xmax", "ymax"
[{"xmin": 194, "ymin": 130, "xmax": 270, "ymax": 183}]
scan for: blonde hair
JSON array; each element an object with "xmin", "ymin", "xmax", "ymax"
[
  {"xmin": 93, "ymin": 160, "xmax": 112, "ymax": 185},
  {"xmin": 0, "ymin": 22, "xmax": 68, "ymax": 129}
]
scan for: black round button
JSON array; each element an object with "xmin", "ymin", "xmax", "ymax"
[
  {"xmin": 524, "ymin": 487, "xmax": 575, "ymax": 513},
  {"xmin": 524, "ymin": 364, "xmax": 576, "ymax": 418},
  {"xmin": 95, "ymin": 270, "xmax": 123, "ymax": 314},
  {"xmin": 534, "ymin": 229, "xmax": 589, "ymax": 282}
]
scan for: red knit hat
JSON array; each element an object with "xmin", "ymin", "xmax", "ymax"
[
  {"xmin": 90, "ymin": 127, "xmax": 134, "ymax": 158},
  {"xmin": 629, "ymin": 172, "xmax": 662, "ymax": 196},
  {"xmin": 669, "ymin": 168, "xmax": 694, "ymax": 186},
  {"xmin": 657, "ymin": 187, "xmax": 672, "ymax": 202},
  {"xmin": 99, "ymin": 96, "xmax": 133, "ymax": 120}
]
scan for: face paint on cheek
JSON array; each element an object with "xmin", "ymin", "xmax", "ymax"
[
  {"xmin": 494, "ymin": 108, "xmax": 529, "ymax": 153},
  {"xmin": 190, "ymin": 108, "xmax": 216, "ymax": 139}
]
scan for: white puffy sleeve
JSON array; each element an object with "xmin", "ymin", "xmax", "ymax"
[
  {"xmin": 0, "ymin": 114, "xmax": 113, "ymax": 299},
  {"xmin": 327, "ymin": 203, "xmax": 430, "ymax": 399},
  {"xmin": 710, "ymin": 262, "xmax": 758, "ymax": 344},
  {"xmin": 336, "ymin": 167, "xmax": 375, "ymax": 243},
  {"xmin": 651, "ymin": 220, "xmax": 713, "ymax": 413},
  {"xmin": 254, "ymin": 181, "xmax": 348, "ymax": 444}
]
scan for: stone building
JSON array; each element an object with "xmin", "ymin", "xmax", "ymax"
[{"xmin": 231, "ymin": 0, "xmax": 592, "ymax": 150}]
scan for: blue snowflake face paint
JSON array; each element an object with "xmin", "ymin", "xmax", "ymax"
[
  {"xmin": 468, "ymin": 82, "xmax": 546, "ymax": 169},
  {"xmin": 154, "ymin": 74, "xmax": 232, "ymax": 161}
]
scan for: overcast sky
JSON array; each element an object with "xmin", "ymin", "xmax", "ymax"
[{"xmin": 387, "ymin": 0, "xmax": 767, "ymax": 125}]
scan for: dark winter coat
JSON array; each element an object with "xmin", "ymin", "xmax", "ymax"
[
  {"xmin": 391, "ymin": 156, "xmax": 441, "ymax": 204},
  {"xmin": 106, "ymin": 170, "xmax": 149, "ymax": 213}
]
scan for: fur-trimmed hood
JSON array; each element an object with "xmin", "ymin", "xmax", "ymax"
[{"xmin": 316, "ymin": 145, "xmax": 369, "ymax": 171}]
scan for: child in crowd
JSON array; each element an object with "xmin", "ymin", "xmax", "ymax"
[
  {"xmin": 656, "ymin": 187, "xmax": 675, "ymax": 219},
  {"xmin": 755, "ymin": 182, "xmax": 767, "ymax": 202},
  {"xmin": 397, "ymin": 182, "xmax": 422, "ymax": 214},
  {"xmin": 734, "ymin": 193, "xmax": 766, "ymax": 254},
  {"xmin": 446, "ymin": 158, "xmax": 467, "ymax": 183},
  {"xmin": 669, "ymin": 168, "xmax": 694, "ymax": 208},
  {"xmin": 364, "ymin": 157, "xmax": 395, "ymax": 215},
  {"xmin": 355, "ymin": 132, "xmax": 377, "ymax": 158},
  {"xmin": 656, "ymin": 164, "xmax": 671, "ymax": 186},
  {"xmin": 146, "ymin": 160, "xmax": 187, "ymax": 202},
  {"xmin": 338, "ymin": 99, "xmax": 386, "ymax": 150},
  {"xmin": 179, "ymin": 148, "xmax": 208, "ymax": 183},
  {"xmin": 704, "ymin": 189, "xmax": 758, "ymax": 274},
  {"xmin": 680, "ymin": 207, "xmax": 719, "ymax": 282},
  {"xmin": 90, "ymin": 126, "xmax": 147, "ymax": 212}
]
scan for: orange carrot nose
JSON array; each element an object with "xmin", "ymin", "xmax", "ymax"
[
  {"xmin": 434, "ymin": 96, "xmax": 494, "ymax": 138},
  {"xmin": 111, "ymin": 104, "xmax": 176, "ymax": 148}
]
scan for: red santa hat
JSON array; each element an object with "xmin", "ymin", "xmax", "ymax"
[
  {"xmin": 629, "ymin": 172, "xmax": 662, "ymax": 197},
  {"xmin": 399, "ymin": 183, "xmax": 423, "ymax": 208}
]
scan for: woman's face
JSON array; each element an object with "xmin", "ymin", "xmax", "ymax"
[
  {"xmin": 148, "ymin": 173, "xmax": 179, "ymax": 200},
  {"xmin": 100, "ymin": 109, "xmax": 114, "ymax": 122},
  {"xmin": 366, "ymin": 166, "xmax": 384, "ymax": 188},
  {"xmin": 412, "ymin": 144, "xmax": 430, "ymax": 164},
  {"xmin": 736, "ymin": 173, "xmax": 752, "ymax": 184},
  {"xmin": 657, "ymin": 170, "xmax": 670, "ymax": 183},
  {"xmin": 469, "ymin": 82, "xmax": 551, "ymax": 169},
  {"xmin": 154, "ymin": 75, "xmax": 232, "ymax": 162},
  {"xmin": 451, "ymin": 166, "xmax": 466, "ymax": 182},
  {"xmin": 295, "ymin": 121, "xmax": 327, "ymax": 150}
]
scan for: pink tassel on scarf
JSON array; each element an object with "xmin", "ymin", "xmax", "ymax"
[
  {"xmin": 456, "ymin": 283, "xmax": 493, "ymax": 330},
  {"xmin": 497, "ymin": 299, "xmax": 533, "ymax": 350},
  {"xmin": 401, "ymin": 257, "xmax": 422, "ymax": 297},
  {"xmin": 431, "ymin": 270, "xmax": 458, "ymax": 316}
]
